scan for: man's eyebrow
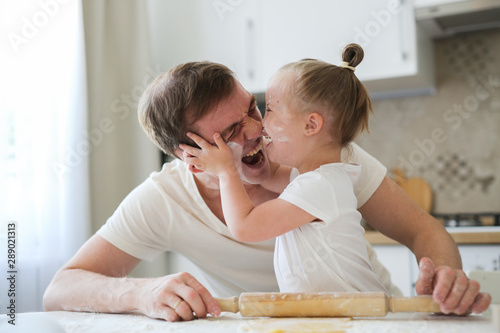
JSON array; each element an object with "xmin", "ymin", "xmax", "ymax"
[
  {"xmin": 220, "ymin": 96, "xmax": 257, "ymax": 137},
  {"xmin": 248, "ymin": 95, "xmax": 256, "ymax": 111},
  {"xmin": 220, "ymin": 122, "xmax": 238, "ymax": 138},
  {"xmin": 220, "ymin": 114, "xmax": 244, "ymax": 138}
]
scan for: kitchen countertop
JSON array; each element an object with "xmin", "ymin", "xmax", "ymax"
[
  {"xmin": 365, "ymin": 226, "xmax": 500, "ymax": 245},
  {"xmin": 2, "ymin": 311, "xmax": 498, "ymax": 333}
]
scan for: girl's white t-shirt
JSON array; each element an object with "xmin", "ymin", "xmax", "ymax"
[
  {"xmin": 97, "ymin": 143, "xmax": 401, "ymax": 297},
  {"xmin": 275, "ymin": 163, "xmax": 387, "ymax": 293}
]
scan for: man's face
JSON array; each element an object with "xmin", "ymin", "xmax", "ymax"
[{"xmin": 190, "ymin": 82, "xmax": 271, "ymax": 184}]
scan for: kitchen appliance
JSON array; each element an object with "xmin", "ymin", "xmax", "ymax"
[
  {"xmin": 433, "ymin": 212, "xmax": 500, "ymax": 227},
  {"xmin": 416, "ymin": 0, "xmax": 500, "ymax": 37}
]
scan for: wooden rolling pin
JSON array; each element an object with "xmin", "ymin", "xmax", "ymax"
[{"xmin": 215, "ymin": 292, "xmax": 441, "ymax": 317}]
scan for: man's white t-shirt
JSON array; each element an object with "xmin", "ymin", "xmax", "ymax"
[
  {"xmin": 275, "ymin": 163, "xmax": 387, "ymax": 293},
  {"xmin": 97, "ymin": 143, "xmax": 402, "ymax": 297}
]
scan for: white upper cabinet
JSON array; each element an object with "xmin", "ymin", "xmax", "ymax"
[
  {"xmin": 261, "ymin": 0, "xmax": 410, "ymax": 80},
  {"xmin": 260, "ymin": 0, "xmax": 435, "ymax": 99},
  {"xmin": 191, "ymin": 0, "xmax": 265, "ymax": 93},
  {"xmin": 148, "ymin": 0, "xmax": 435, "ymax": 99},
  {"xmin": 147, "ymin": 0, "xmax": 265, "ymax": 93}
]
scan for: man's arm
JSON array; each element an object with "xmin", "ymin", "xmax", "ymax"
[
  {"xmin": 359, "ymin": 176, "xmax": 460, "ymax": 268},
  {"xmin": 43, "ymin": 234, "xmax": 221, "ymax": 321},
  {"xmin": 359, "ymin": 176, "xmax": 491, "ymax": 314}
]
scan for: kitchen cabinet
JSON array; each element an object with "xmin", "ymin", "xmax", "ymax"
[
  {"xmin": 260, "ymin": 0, "xmax": 435, "ymax": 99},
  {"xmin": 370, "ymin": 228, "xmax": 500, "ymax": 296},
  {"xmin": 191, "ymin": 0, "xmax": 265, "ymax": 93},
  {"xmin": 371, "ymin": 244, "xmax": 416, "ymax": 296},
  {"xmin": 148, "ymin": 0, "xmax": 435, "ymax": 98},
  {"xmin": 147, "ymin": 0, "xmax": 265, "ymax": 93}
]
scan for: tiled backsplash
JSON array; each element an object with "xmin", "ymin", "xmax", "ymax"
[{"xmin": 356, "ymin": 29, "xmax": 500, "ymax": 214}]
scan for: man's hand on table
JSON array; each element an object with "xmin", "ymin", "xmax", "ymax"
[
  {"xmin": 136, "ymin": 272, "xmax": 221, "ymax": 322},
  {"xmin": 415, "ymin": 257, "xmax": 492, "ymax": 315}
]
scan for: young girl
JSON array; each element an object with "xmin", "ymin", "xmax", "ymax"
[{"xmin": 180, "ymin": 44, "xmax": 387, "ymax": 293}]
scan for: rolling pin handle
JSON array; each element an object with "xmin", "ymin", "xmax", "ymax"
[
  {"xmin": 390, "ymin": 296, "xmax": 441, "ymax": 313},
  {"xmin": 214, "ymin": 296, "xmax": 239, "ymax": 313}
]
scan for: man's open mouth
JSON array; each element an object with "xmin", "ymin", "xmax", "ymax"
[{"xmin": 241, "ymin": 141, "xmax": 264, "ymax": 165}]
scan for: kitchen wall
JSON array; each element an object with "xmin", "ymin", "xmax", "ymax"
[{"xmin": 356, "ymin": 28, "xmax": 500, "ymax": 214}]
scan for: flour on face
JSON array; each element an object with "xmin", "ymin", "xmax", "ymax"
[
  {"xmin": 266, "ymin": 116, "xmax": 289, "ymax": 143},
  {"xmin": 226, "ymin": 141, "xmax": 256, "ymax": 184},
  {"xmin": 226, "ymin": 141, "xmax": 243, "ymax": 157}
]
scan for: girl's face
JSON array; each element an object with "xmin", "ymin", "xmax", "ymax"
[{"xmin": 263, "ymin": 73, "xmax": 306, "ymax": 167}]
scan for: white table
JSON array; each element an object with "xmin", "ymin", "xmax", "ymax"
[{"xmin": 2, "ymin": 310, "xmax": 499, "ymax": 333}]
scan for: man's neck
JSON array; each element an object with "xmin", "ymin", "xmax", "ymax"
[{"xmin": 193, "ymin": 171, "xmax": 221, "ymax": 194}]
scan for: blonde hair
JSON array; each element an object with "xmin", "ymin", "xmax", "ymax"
[
  {"xmin": 277, "ymin": 43, "xmax": 371, "ymax": 148},
  {"xmin": 138, "ymin": 62, "xmax": 236, "ymax": 157}
]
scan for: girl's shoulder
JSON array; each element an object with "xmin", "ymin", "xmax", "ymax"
[{"xmin": 316, "ymin": 163, "xmax": 361, "ymax": 185}]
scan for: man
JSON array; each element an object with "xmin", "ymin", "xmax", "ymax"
[{"xmin": 44, "ymin": 62, "xmax": 491, "ymax": 322}]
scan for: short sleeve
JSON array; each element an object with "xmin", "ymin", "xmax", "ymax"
[
  {"xmin": 278, "ymin": 171, "xmax": 340, "ymax": 223},
  {"xmin": 344, "ymin": 143, "xmax": 387, "ymax": 208},
  {"xmin": 97, "ymin": 178, "xmax": 171, "ymax": 262}
]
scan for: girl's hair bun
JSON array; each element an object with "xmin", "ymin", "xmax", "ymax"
[{"xmin": 341, "ymin": 43, "xmax": 364, "ymax": 68}]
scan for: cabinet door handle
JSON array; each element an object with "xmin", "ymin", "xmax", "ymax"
[
  {"xmin": 246, "ymin": 18, "xmax": 255, "ymax": 80},
  {"xmin": 398, "ymin": 0, "xmax": 409, "ymax": 61}
]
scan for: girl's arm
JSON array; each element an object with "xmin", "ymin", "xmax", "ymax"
[{"xmin": 181, "ymin": 133, "xmax": 316, "ymax": 242}]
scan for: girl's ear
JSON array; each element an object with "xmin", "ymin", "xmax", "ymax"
[{"xmin": 304, "ymin": 112, "xmax": 323, "ymax": 136}]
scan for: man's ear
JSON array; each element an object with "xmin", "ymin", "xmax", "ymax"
[
  {"xmin": 187, "ymin": 164, "xmax": 204, "ymax": 174},
  {"xmin": 175, "ymin": 147, "xmax": 204, "ymax": 174},
  {"xmin": 304, "ymin": 112, "xmax": 323, "ymax": 135}
]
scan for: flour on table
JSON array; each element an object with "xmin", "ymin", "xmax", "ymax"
[{"xmin": 237, "ymin": 317, "xmax": 352, "ymax": 333}]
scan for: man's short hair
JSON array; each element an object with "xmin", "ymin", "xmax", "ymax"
[{"xmin": 138, "ymin": 61, "xmax": 236, "ymax": 157}]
